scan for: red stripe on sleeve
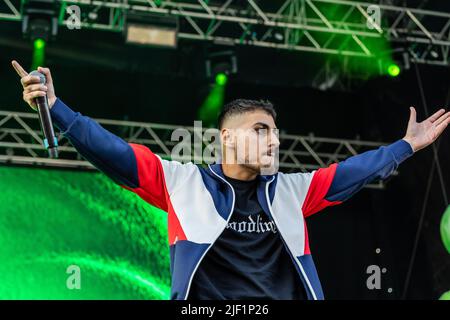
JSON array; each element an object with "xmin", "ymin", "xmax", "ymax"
[
  {"xmin": 167, "ymin": 200, "xmax": 187, "ymax": 245},
  {"xmin": 127, "ymin": 143, "xmax": 169, "ymax": 211},
  {"xmin": 125, "ymin": 143, "xmax": 187, "ymax": 245},
  {"xmin": 302, "ymin": 163, "xmax": 342, "ymax": 217}
]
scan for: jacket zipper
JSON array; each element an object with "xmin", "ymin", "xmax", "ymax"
[
  {"xmin": 264, "ymin": 176, "xmax": 318, "ymax": 300},
  {"xmin": 183, "ymin": 164, "xmax": 236, "ymax": 300}
]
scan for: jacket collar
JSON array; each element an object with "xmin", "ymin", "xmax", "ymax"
[{"xmin": 208, "ymin": 163, "xmax": 276, "ymax": 183}]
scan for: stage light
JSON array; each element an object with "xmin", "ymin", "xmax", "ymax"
[
  {"xmin": 199, "ymin": 50, "xmax": 237, "ymax": 126},
  {"xmin": 22, "ymin": 0, "xmax": 57, "ymax": 69},
  {"xmin": 22, "ymin": 0, "xmax": 58, "ymax": 42},
  {"xmin": 387, "ymin": 64, "xmax": 400, "ymax": 77},
  {"xmin": 124, "ymin": 12, "xmax": 178, "ymax": 48},
  {"xmin": 32, "ymin": 38, "xmax": 46, "ymax": 69},
  {"xmin": 126, "ymin": 24, "xmax": 177, "ymax": 47},
  {"xmin": 215, "ymin": 73, "xmax": 228, "ymax": 86},
  {"xmin": 205, "ymin": 49, "xmax": 237, "ymax": 81},
  {"xmin": 34, "ymin": 38, "xmax": 45, "ymax": 50}
]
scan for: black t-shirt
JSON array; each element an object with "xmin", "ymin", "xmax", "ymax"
[{"xmin": 187, "ymin": 175, "xmax": 307, "ymax": 300}]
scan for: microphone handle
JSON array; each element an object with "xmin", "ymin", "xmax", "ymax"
[{"xmin": 35, "ymin": 95, "xmax": 59, "ymax": 159}]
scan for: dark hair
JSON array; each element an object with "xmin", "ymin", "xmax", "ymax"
[{"xmin": 217, "ymin": 99, "xmax": 277, "ymax": 129}]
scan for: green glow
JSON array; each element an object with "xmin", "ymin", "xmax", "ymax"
[
  {"xmin": 0, "ymin": 166, "xmax": 170, "ymax": 299},
  {"xmin": 439, "ymin": 290, "xmax": 450, "ymax": 300},
  {"xmin": 34, "ymin": 38, "xmax": 45, "ymax": 50},
  {"xmin": 32, "ymin": 38, "xmax": 46, "ymax": 70},
  {"xmin": 387, "ymin": 64, "xmax": 400, "ymax": 77},
  {"xmin": 215, "ymin": 73, "xmax": 228, "ymax": 86},
  {"xmin": 198, "ymin": 74, "xmax": 227, "ymax": 126},
  {"xmin": 441, "ymin": 206, "xmax": 450, "ymax": 254},
  {"xmin": 310, "ymin": 3, "xmax": 394, "ymax": 79}
]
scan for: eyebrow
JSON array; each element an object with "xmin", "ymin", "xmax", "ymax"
[{"xmin": 253, "ymin": 122, "xmax": 278, "ymax": 130}]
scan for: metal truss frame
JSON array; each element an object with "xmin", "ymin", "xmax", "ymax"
[
  {"xmin": 1, "ymin": 0, "xmax": 449, "ymax": 66},
  {"xmin": 0, "ymin": 109, "xmax": 394, "ymax": 189}
]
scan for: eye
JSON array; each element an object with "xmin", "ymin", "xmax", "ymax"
[{"xmin": 255, "ymin": 127, "xmax": 268, "ymax": 135}]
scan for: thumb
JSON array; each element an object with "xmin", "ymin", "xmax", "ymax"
[
  {"xmin": 37, "ymin": 66, "xmax": 53, "ymax": 86},
  {"xmin": 408, "ymin": 106, "xmax": 417, "ymax": 125}
]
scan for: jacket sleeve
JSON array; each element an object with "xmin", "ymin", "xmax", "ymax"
[
  {"xmin": 50, "ymin": 98, "xmax": 186, "ymax": 211},
  {"xmin": 301, "ymin": 139, "xmax": 414, "ymax": 217}
]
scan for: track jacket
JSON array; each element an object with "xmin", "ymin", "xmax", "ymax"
[{"xmin": 50, "ymin": 98, "xmax": 414, "ymax": 300}]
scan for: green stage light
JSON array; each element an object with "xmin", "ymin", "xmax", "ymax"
[
  {"xmin": 215, "ymin": 73, "xmax": 228, "ymax": 86},
  {"xmin": 387, "ymin": 64, "xmax": 400, "ymax": 77},
  {"xmin": 34, "ymin": 38, "xmax": 45, "ymax": 50},
  {"xmin": 32, "ymin": 38, "xmax": 46, "ymax": 70}
]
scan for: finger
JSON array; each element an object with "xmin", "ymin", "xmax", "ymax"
[
  {"xmin": 11, "ymin": 60, "xmax": 28, "ymax": 78},
  {"xmin": 24, "ymin": 84, "xmax": 48, "ymax": 94},
  {"xmin": 433, "ymin": 111, "xmax": 450, "ymax": 127},
  {"xmin": 37, "ymin": 66, "xmax": 53, "ymax": 86},
  {"xmin": 24, "ymin": 91, "xmax": 46, "ymax": 101},
  {"xmin": 20, "ymin": 75, "xmax": 42, "ymax": 87},
  {"xmin": 408, "ymin": 107, "xmax": 417, "ymax": 125},
  {"xmin": 434, "ymin": 117, "xmax": 450, "ymax": 139},
  {"xmin": 427, "ymin": 108, "xmax": 446, "ymax": 123}
]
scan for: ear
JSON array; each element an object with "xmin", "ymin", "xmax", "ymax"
[{"xmin": 221, "ymin": 128, "xmax": 235, "ymax": 148}]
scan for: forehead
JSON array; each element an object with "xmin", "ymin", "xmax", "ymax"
[{"xmin": 225, "ymin": 110, "xmax": 276, "ymax": 129}]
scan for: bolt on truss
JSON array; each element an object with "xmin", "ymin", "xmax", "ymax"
[
  {"xmin": 0, "ymin": 109, "xmax": 396, "ymax": 189},
  {"xmin": 1, "ymin": 0, "xmax": 449, "ymax": 65}
]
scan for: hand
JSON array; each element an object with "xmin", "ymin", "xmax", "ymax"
[
  {"xmin": 403, "ymin": 107, "xmax": 450, "ymax": 152},
  {"xmin": 11, "ymin": 60, "xmax": 57, "ymax": 111}
]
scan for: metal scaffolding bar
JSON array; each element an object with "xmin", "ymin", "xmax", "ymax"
[
  {"xmin": 0, "ymin": 109, "xmax": 395, "ymax": 189},
  {"xmin": 1, "ymin": 0, "xmax": 449, "ymax": 65}
]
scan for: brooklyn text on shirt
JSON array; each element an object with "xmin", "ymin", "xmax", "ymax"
[{"xmin": 226, "ymin": 214, "xmax": 278, "ymax": 234}]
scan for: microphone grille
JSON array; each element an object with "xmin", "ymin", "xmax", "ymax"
[{"xmin": 29, "ymin": 70, "xmax": 46, "ymax": 85}]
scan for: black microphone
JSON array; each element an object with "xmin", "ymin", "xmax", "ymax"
[{"xmin": 29, "ymin": 70, "xmax": 58, "ymax": 159}]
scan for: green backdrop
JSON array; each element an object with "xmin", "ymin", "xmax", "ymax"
[{"xmin": 0, "ymin": 165, "xmax": 170, "ymax": 299}]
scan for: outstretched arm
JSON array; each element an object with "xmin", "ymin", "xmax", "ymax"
[
  {"xmin": 302, "ymin": 107, "xmax": 450, "ymax": 217},
  {"xmin": 12, "ymin": 60, "xmax": 172, "ymax": 211}
]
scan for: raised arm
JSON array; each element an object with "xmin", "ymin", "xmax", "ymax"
[
  {"xmin": 302, "ymin": 107, "xmax": 450, "ymax": 217},
  {"xmin": 11, "ymin": 60, "xmax": 181, "ymax": 211}
]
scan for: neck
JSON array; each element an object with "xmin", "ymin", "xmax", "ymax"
[{"xmin": 221, "ymin": 163, "xmax": 259, "ymax": 181}]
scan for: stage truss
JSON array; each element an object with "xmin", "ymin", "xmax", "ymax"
[
  {"xmin": 0, "ymin": 0, "xmax": 449, "ymax": 66},
  {"xmin": 0, "ymin": 109, "xmax": 397, "ymax": 189}
]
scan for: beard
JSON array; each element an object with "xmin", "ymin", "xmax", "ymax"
[{"xmin": 240, "ymin": 154, "xmax": 279, "ymax": 176}]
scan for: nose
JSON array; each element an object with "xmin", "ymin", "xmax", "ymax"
[{"xmin": 269, "ymin": 129, "xmax": 280, "ymax": 149}]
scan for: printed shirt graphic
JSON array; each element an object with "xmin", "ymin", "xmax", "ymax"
[{"xmin": 187, "ymin": 176, "xmax": 307, "ymax": 300}]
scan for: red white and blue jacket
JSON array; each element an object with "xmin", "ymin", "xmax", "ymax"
[{"xmin": 50, "ymin": 98, "xmax": 414, "ymax": 300}]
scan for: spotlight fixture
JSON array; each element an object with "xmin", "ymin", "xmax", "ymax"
[
  {"xmin": 205, "ymin": 49, "xmax": 238, "ymax": 83},
  {"xmin": 21, "ymin": 0, "xmax": 58, "ymax": 42},
  {"xmin": 124, "ymin": 11, "xmax": 178, "ymax": 48}
]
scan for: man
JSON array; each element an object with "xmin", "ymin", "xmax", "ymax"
[{"xmin": 12, "ymin": 60, "xmax": 450, "ymax": 300}]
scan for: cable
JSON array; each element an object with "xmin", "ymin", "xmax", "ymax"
[
  {"xmin": 415, "ymin": 63, "xmax": 448, "ymax": 205},
  {"xmin": 401, "ymin": 63, "xmax": 449, "ymax": 299}
]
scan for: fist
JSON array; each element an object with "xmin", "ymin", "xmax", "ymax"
[{"xmin": 11, "ymin": 60, "xmax": 57, "ymax": 111}]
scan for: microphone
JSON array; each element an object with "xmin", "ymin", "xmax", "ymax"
[{"xmin": 29, "ymin": 70, "xmax": 59, "ymax": 159}]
